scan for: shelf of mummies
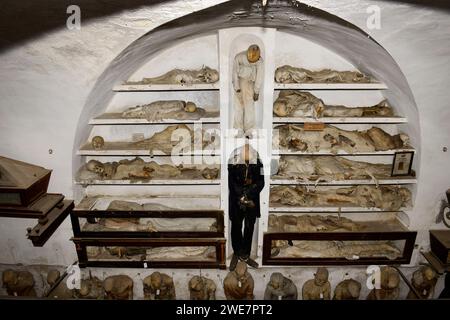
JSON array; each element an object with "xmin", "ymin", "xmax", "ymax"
[
  {"xmin": 82, "ymin": 110, "xmax": 411, "ymax": 157},
  {"xmin": 273, "ymin": 124, "xmax": 413, "ymax": 154},
  {"xmin": 272, "ymin": 90, "xmax": 405, "ymax": 122},
  {"xmin": 79, "ymin": 124, "xmax": 220, "ymax": 156},
  {"xmin": 75, "ymin": 157, "xmax": 220, "ymax": 184},
  {"xmin": 74, "ymin": 198, "xmax": 222, "ymax": 234},
  {"xmin": 4, "ymin": 265, "xmax": 438, "ymax": 300},
  {"xmin": 271, "ymin": 155, "xmax": 416, "ymax": 185}
]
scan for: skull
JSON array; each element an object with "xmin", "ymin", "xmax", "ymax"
[
  {"xmin": 289, "ymin": 138, "xmax": 307, "ymax": 151},
  {"xmin": 200, "ymin": 67, "xmax": 219, "ymax": 83},
  {"xmin": 347, "ymin": 280, "xmax": 361, "ymax": 298},
  {"xmin": 47, "ymin": 270, "xmax": 61, "ymax": 286},
  {"xmin": 398, "ymin": 133, "xmax": 409, "ymax": 146},
  {"xmin": 143, "ymin": 272, "xmax": 162, "ymax": 297},
  {"xmin": 273, "ymin": 100, "xmax": 288, "ymax": 117},
  {"xmin": 202, "ymin": 168, "xmax": 219, "ymax": 180},
  {"xmin": 189, "ymin": 276, "xmax": 204, "ymax": 292},
  {"xmin": 2, "ymin": 270, "xmax": 18, "ymax": 287},
  {"xmin": 86, "ymin": 160, "xmax": 105, "ymax": 176},
  {"xmin": 91, "ymin": 136, "xmax": 105, "ymax": 150},
  {"xmin": 184, "ymin": 101, "xmax": 197, "ymax": 113},
  {"xmin": 324, "ymin": 134, "xmax": 338, "ymax": 146}
]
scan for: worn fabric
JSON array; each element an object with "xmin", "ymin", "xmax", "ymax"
[
  {"xmin": 223, "ymin": 272, "xmax": 254, "ymax": 300},
  {"xmin": 232, "ymin": 51, "xmax": 263, "ymax": 133},
  {"xmin": 232, "ymin": 51, "xmax": 263, "ymax": 94},
  {"xmin": 231, "ymin": 214, "xmax": 256, "ymax": 257},
  {"xmin": 233, "ymin": 78, "xmax": 256, "ymax": 133},
  {"xmin": 228, "ymin": 158, "xmax": 265, "ymax": 221}
]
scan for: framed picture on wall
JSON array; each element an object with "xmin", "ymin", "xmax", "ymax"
[{"xmin": 391, "ymin": 151, "xmax": 414, "ymax": 176}]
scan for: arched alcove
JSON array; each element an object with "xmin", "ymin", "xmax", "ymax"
[
  {"xmin": 72, "ymin": 0, "xmax": 420, "ymax": 268},
  {"xmin": 74, "ymin": 0, "xmax": 420, "ymax": 173}
]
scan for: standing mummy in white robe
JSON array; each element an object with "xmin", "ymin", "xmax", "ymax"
[{"xmin": 232, "ymin": 45, "xmax": 264, "ymax": 136}]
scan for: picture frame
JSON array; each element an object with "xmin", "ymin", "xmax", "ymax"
[{"xmin": 391, "ymin": 151, "xmax": 414, "ymax": 176}]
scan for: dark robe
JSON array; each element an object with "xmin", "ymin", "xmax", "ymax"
[{"xmin": 227, "ymin": 158, "xmax": 265, "ymax": 221}]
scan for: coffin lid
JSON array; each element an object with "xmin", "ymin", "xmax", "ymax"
[{"xmin": 0, "ymin": 156, "xmax": 51, "ymax": 189}]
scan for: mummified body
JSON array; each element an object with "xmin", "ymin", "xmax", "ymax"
[
  {"xmin": 131, "ymin": 124, "xmax": 216, "ymax": 155},
  {"xmin": 273, "ymin": 155, "xmax": 392, "ymax": 182},
  {"xmin": 126, "ymin": 66, "xmax": 219, "ymax": 85},
  {"xmin": 103, "ymin": 275, "xmax": 133, "ymax": 300},
  {"xmin": 302, "ymin": 268, "xmax": 331, "ymax": 300},
  {"xmin": 223, "ymin": 261, "xmax": 255, "ymax": 300},
  {"xmin": 121, "ymin": 100, "xmax": 207, "ymax": 122},
  {"xmin": 143, "ymin": 272, "xmax": 176, "ymax": 300},
  {"xmin": 367, "ymin": 267, "xmax": 400, "ymax": 300},
  {"xmin": 264, "ymin": 272, "xmax": 298, "ymax": 300},
  {"xmin": 46, "ymin": 270, "xmax": 73, "ymax": 299},
  {"xmin": 94, "ymin": 246, "xmax": 216, "ymax": 261},
  {"xmin": 273, "ymin": 240, "xmax": 402, "ymax": 260},
  {"xmin": 2, "ymin": 270, "xmax": 36, "ymax": 297},
  {"xmin": 268, "ymin": 214, "xmax": 365, "ymax": 233},
  {"xmin": 78, "ymin": 157, "xmax": 219, "ymax": 181},
  {"xmin": 406, "ymin": 266, "xmax": 437, "ymax": 299},
  {"xmin": 83, "ymin": 200, "xmax": 217, "ymax": 233},
  {"xmin": 273, "ymin": 90, "xmax": 393, "ymax": 118},
  {"xmin": 275, "ymin": 124, "xmax": 409, "ymax": 153},
  {"xmin": 189, "ymin": 276, "xmax": 216, "ymax": 300},
  {"xmin": 269, "ymin": 185, "xmax": 412, "ymax": 211},
  {"xmin": 72, "ymin": 276, "xmax": 104, "ymax": 299},
  {"xmin": 333, "ymin": 279, "xmax": 361, "ymax": 300},
  {"xmin": 275, "ymin": 65, "xmax": 373, "ymax": 83}
]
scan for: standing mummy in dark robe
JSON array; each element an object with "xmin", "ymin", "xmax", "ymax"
[{"xmin": 228, "ymin": 143, "xmax": 265, "ymax": 268}]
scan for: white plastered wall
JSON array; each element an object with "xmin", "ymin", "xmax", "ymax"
[{"xmin": 0, "ymin": 0, "xmax": 449, "ymax": 299}]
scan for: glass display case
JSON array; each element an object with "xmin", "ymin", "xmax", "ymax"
[{"xmin": 262, "ymin": 212, "xmax": 417, "ymax": 265}]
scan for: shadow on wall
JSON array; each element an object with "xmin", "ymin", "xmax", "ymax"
[
  {"xmin": 0, "ymin": 0, "xmax": 449, "ymax": 52},
  {"xmin": 0, "ymin": 0, "xmax": 169, "ymax": 52}
]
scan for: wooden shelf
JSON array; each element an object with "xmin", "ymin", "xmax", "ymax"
[
  {"xmin": 274, "ymin": 83, "xmax": 388, "ymax": 90},
  {"xmin": 75, "ymin": 179, "xmax": 221, "ymax": 185},
  {"xmin": 89, "ymin": 112, "xmax": 220, "ymax": 125},
  {"xmin": 272, "ymin": 116, "xmax": 407, "ymax": 124},
  {"xmin": 270, "ymin": 177, "xmax": 417, "ymax": 186},
  {"xmin": 272, "ymin": 149, "xmax": 416, "ymax": 156},
  {"xmin": 269, "ymin": 206, "xmax": 410, "ymax": 213},
  {"xmin": 77, "ymin": 148, "xmax": 220, "ymax": 157},
  {"xmin": 114, "ymin": 83, "xmax": 219, "ymax": 92}
]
